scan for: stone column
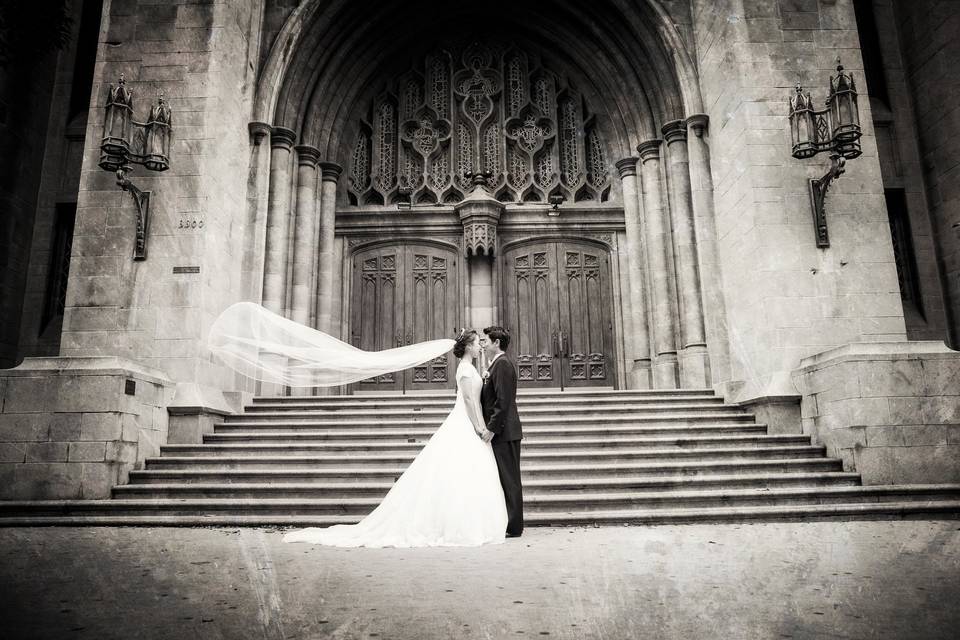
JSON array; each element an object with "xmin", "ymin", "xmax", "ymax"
[
  {"xmin": 291, "ymin": 145, "xmax": 321, "ymax": 326},
  {"xmin": 637, "ymin": 139, "xmax": 679, "ymax": 389},
  {"xmin": 262, "ymin": 127, "xmax": 297, "ymax": 315},
  {"xmin": 244, "ymin": 122, "xmax": 273, "ymax": 303},
  {"xmin": 456, "ymin": 175, "xmax": 504, "ymax": 337},
  {"xmin": 615, "ymin": 157, "xmax": 652, "ymax": 389},
  {"xmin": 662, "ymin": 120, "xmax": 710, "ymax": 388},
  {"xmin": 469, "ymin": 256, "xmax": 495, "ymax": 330},
  {"xmin": 686, "ymin": 114, "xmax": 731, "ymax": 387},
  {"xmin": 315, "ymin": 162, "xmax": 343, "ymax": 334}
]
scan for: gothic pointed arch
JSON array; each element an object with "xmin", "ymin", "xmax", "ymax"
[{"xmin": 345, "ymin": 41, "xmax": 613, "ymax": 207}]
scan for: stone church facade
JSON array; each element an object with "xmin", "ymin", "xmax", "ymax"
[{"xmin": 0, "ymin": 0, "xmax": 958, "ymax": 500}]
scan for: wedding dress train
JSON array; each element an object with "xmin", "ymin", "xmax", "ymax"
[{"xmin": 283, "ymin": 362, "xmax": 508, "ymax": 547}]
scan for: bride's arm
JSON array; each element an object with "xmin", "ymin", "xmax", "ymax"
[{"xmin": 459, "ymin": 375, "xmax": 486, "ymax": 435}]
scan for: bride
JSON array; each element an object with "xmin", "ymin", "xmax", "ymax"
[{"xmin": 282, "ymin": 329, "xmax": 508, "ymax": 548}]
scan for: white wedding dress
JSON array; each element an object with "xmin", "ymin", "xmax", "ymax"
[{"xmin": 283, "ymin": 361, "xmax": 508, "ymax": 547}]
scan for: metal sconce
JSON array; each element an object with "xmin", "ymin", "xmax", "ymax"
[
  {"xmin": 789, "ymin": 59, "xmax": 862, "ymax": 248},
  {"xmin": 98, "ymin": 75, "xmax": 172, "ymax": 260},
  {"xmin": 547, "ymin": 193, "xmax": 564, "ymax": 217}
]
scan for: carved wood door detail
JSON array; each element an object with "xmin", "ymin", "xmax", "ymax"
[
  {"xmin": 502, "ymin": 241, "xmax": 616, "ymax": 388},
  {"xmin": 351, "ymin": 244, "xmax": 459, "ymax": 391}
]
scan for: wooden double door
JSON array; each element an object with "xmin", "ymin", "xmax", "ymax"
[
  {"xmin": 502, "ymin": 241, "xmax": 616, "ymax": 388},
  {"xmin": 350, "ymin": 244, "xmax": 460, "ymax": 391}
]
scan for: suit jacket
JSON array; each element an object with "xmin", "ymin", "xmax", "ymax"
[{"xmin": 481, "ymin": 354, "xmax": 523, "ymax": 443}]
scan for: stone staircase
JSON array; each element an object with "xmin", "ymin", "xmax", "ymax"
[{"xmin": 3, "ymin": 388, "xmax": 960, "ymax": 526}]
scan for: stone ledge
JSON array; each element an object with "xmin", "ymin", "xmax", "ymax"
[
  {"xmin": 0, "ymin": 356, "xmax": 171, "ymax": 385},
  {"xmin": 796, "ymin": 340, "xmax": 959, "ymax": 371}
]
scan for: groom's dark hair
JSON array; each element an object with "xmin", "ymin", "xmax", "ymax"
[{"xmin": 483, "ymin": 326, "xmax": 511, "ymax": 351}]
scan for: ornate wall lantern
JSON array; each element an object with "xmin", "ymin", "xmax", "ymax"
[
  {"xmin": 788, "ymin": 60, "xmax": 862, "ymax": 248},
  {"xmin": 98, "ymin": 75, "xmax": 173, "ymax": 260}
]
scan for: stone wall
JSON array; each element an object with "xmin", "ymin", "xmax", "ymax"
[
  {"xmin": 691, "ymin": 0, "xmax": 908, "ymax": 406},
  {"xmin": 0, "ymin": 358, "xmax": 173, "ymax": 499},
  {"xmin": 59, "ymin": 0, "xmax": 265, "ymax": 407},
  {"xmin": 15, "ymin": 0, "xmax": 99, "ymax": 365},
  {"xmin": 868, "ymin": 0, "xmax": 947, "ymax": 341},
  {"xmin": 0, "ymin": 46, "xmax": 58, "ymax": 367},
  {"xmin": 793, "ymin": 342, "xmax": 960, "ymax": 484},
  {"xmin": 893, "ymin": 0, "xmax": 960, "ymax": 349}
]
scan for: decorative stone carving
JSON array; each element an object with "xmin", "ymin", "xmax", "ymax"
[
  {"xmin": 464, "ymin": 222, "xmax": 497, "ymax": 256},
  {"xmin": 455, "ymin": 173, "xmax": 504, "ymax": 256},
  {"xmin": 348, "ymin": 42, "xmax": 611, "ymax": 207}
]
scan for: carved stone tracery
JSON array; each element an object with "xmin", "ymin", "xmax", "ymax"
[{"xmin": 348, "ymin": 42, "xmax": 611, "ymax": 206}]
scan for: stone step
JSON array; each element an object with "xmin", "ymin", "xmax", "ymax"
[
  {"xmin": 193, "ymin": 434, "xmax": 813, "ymax": 452},
  {"xmin": 246, "ymin": 395, "xmax": 727, "ymax": 412},
  {"xmin": 114, "ymin": 473, "xmax": 862, "ymax": 498},
  {"xmin": 253, "ymin": 388, "xmax": 716, "ymax": 403},
  {"xmin": 5, "ymin": 485, "xmax": 959, "ymax": 517},
  {"xmin": 166, "ymin": 444, "xmax": 826, "ymax": 463},
  {"xmin": 124, "ymin": 470, "xmax": 861, "ymax": 490},
  {"xmin": 242, "ymin": 401, "xmax": 734, "ymax": 416},
  {"xmin": 144, "ymin": 457, "xmax": 844, "ymax": 476},
  {"xmin": 209, "ymin": 424, "xmax": 767, "ymax": 440},
  {"xmin": 4, "ymin": 500, "xmax": 959, "ymax": 527},
  {"xmin": 220, "ymin": 412, "xmax": 757, "ymax": 427}
]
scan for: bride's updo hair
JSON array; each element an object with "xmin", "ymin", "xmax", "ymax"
[{"xmin": 452, "ymin": 329, "xmax": 478, "ymax": 358}]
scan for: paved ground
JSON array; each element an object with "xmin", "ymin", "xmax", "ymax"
[{"xmin": 0, "ymin": 519, "xmax": 958, "ymax": 640}]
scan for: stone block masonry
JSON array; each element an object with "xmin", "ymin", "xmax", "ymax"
[
  {"xmin": 0, "ymin": 358, "xmax": 173, "ymax": 499},
  {"xmin": 792, "ymin": 341, "xmax": 960, "ymax": 485}
]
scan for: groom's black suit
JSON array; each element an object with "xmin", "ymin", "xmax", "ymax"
[{"xmin": 481, "ymin": 354, "xmax": 523, "ymax": 536}]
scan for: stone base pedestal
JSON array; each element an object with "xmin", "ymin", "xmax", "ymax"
[
  {"xmin": 679, "ymin": 345, "xmax": 710, "ymax": 388},
  {"xmin": 628, "ymin": 359, "xmax": 652, "ymax": 390},
  {"xmin": 738, "ymin": 395, "xmax": 802, "ymax": 435},
  {"xmin": 166, "ymin": 383, "xmax": 239, "ymax": 444},
  {"xmin": 792, "ymin": 341, "xmax": 960, "ymax": 485},
  {"xmin": 0, "ymin": 357, "xmax": 174, "ymax": 499}
]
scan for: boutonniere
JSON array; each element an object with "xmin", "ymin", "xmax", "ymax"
[{"xmin": 482, "ymin": 370, "xmax": 491, "ymax": 383}]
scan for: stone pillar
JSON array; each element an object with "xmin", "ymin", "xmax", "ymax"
[
  {"xmin": 637, "ymin": 139, "xmax": 679, "ymax": 389},
  {"xmin": 469, "ymin": 256, "xmax": 495, "ymax": 330},
  {"xmin": 291, "ymin": 145, "xmax": 321, "ymax": 326},
  {"xmin": 315, "ymin": 162, "xmax": 343, "ymax": 334},
  {"xmin": 686, "ymin": 114, "xmax": 731, "ymax": 387},
  {"xmin": 244, "ymin": 122, "xmax": 273, "ymax": 303},
  {"xmin": 456, "ymin": 175, "xmax": 504, "ymax": 337},
  {"xmin": 262, "ymin": 127, "xmax": 297, "ymax": 315},
  {"xmin": 615, "ymin": 157, "xmax": 652, "ymax": 389},
  {"xmin": 662, "ymin": 120, "xmax": 710, "ymax": 388},
  {"xmin": 288, "ymin": 146, "xmax": 321, "ymax": 396}
]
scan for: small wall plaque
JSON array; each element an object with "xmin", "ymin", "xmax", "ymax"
[{"xmin": 173, "ymin": 266, "xmax": 200, "ymax": 274}]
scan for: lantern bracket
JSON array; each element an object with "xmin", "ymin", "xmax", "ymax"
[
  {"xmin": 116, "ymin": 166, "xmax": 151, "ymax": 261},
  {"xmin": 808, "ymin": 154, "xmax": 845, "ymax": 249}
]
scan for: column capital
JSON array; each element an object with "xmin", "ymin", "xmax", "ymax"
[
  {"xmin": 248, "ymin": 121, "xmax": 272, "ymax": 144},
  {"xmin": 636, "ymin": 139, "xmax": 662, "ymax": 162},
  {"xmin": 294, "ymin": 144, "xmax": 321, "ymax": 167},
  {"xmin": 685, "ymin": 113, "xmax": 709, "ymax": 138},
  {"xmin": 615, "ymin": 156, "xmax": 639, "ymax": 178},
  {"xmin": 270, "ymin": 126, "xmax": 297, "ymax": 150},
  {"xmin": 661, "ymin": 120, "xmax": 687, "ymax": 144},
  {"xmin": 320, "ymin": 161, "xmax": 344, "ymax": 182}
]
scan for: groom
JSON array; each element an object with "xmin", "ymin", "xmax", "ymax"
[{"xmin": 479, "ymin": 326, "xmax": 524, "ymax": 538}]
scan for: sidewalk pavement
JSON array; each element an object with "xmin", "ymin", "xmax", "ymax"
[{"xmin": 1, "ymin": 519, "xmax": 958, "ymax": 639}]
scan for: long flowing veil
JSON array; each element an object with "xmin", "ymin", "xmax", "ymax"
[{"xmin": 207, "ymin": 302, "xmax": 454, "ymax": 387}]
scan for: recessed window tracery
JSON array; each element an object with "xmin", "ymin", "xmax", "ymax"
[{"xmin": 347, "ymin": 42, "xmax": 612, "ymax": 207}]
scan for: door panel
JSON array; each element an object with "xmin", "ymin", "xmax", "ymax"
[
  {"xmin": 351, "ymin": 245, "xmax": 458, "ymax": 391},
  {"xmin": 503, "ymin": 241, "xmax": 616, "ymax": 388}
]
